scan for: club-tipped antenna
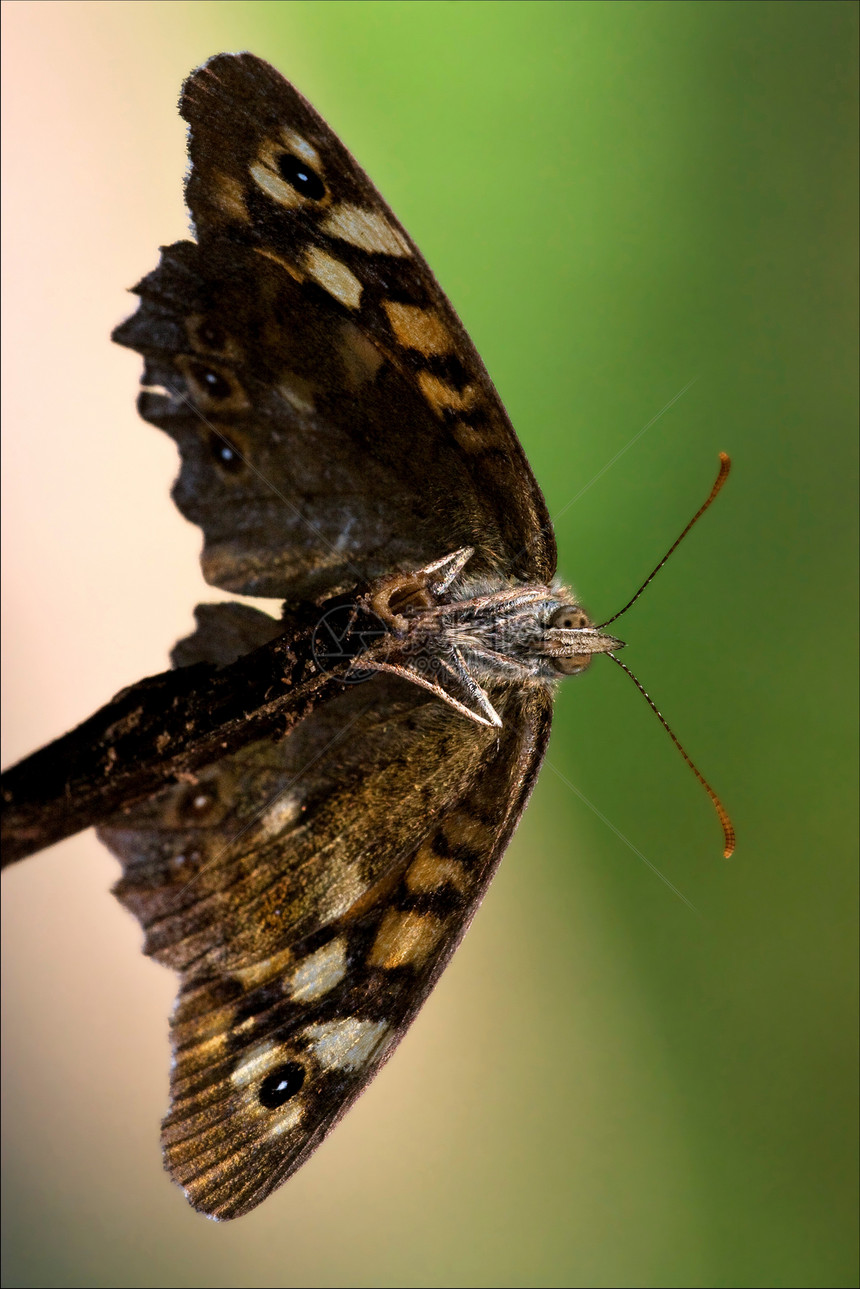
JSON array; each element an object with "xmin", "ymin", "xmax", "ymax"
[
  {"xmin": 607, "ymin": 651, "xmax": 735, "ymax": 858},
  {"xmin": 598, "ymin": 453, "xmax": 731, "ymax": 630}
]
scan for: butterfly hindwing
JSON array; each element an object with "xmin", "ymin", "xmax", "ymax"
[
  {"xmin": 99, "ymin": 605, "xmax": 551, "ymax": 1218},
  {"xmin": 162, "ymin": 691, "xmax": 552, "ymax": 1219},
  {"xmin": 103, "ymin": 647, "xmax": 495, "ymax": 975}
]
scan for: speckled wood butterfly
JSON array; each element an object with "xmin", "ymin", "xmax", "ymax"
[{"xmin": 87, "ymin": 53, "xmax": 731, "ymax": 1219}]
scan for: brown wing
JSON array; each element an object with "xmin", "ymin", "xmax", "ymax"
[
  {"xmin": 112, "ymin": 52, "xmax": 555, "ymax": 598},
  {"xmin": 99, "ymin": 605, "xmax": 552, "ymax": 1219}
]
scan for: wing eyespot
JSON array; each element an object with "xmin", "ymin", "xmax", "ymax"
[
  {"xmin": 186, "ymin": 315, "xmax": 237, "ymax": 359},
  {"xmin": 187, "ymin": 790, "xmax": 215, "ymax": 816},
  {"xmin": 188, "ymin": 362, "xmax": 233, "ymax": 400},
  {"xmin": 175, "ymin": 354, "xmax": 248, "ymax": 413},
  {"xmin": 196, "ymin": 320, "xmax": 226, "ymax": 350},
  {"xmin": 276, "ymin": 152, "xmax": 326, "ymax": 201},
  {"xmin": 170, "ymin": 780, "xmax": 227, "ymax": 827},
  {"xmin": 208, "ymin": 432, "xmax": 245, "ymax": 474},
  {"xmin": 258, "ymin": 1062, "xmax": 306, "ymax": 1109}
]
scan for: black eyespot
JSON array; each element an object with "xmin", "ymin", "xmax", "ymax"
[
  {"xmin": 175, "ymin": 783, "xmax": 220, "ymax": 825},
  {"xmin": 209, "ymin": 432, "xmax": 243, "ymax": 473},
  {"xmin": 259, "ymin": 1062, "xmax": 306, "ymax": 1109},
  {"xmin": 196, "ymin": 320, "xmax": 226, "ymax": 351},
  {"xmin": 189, "ymin": 363, "xmax": 232, "ymax": 400},
  {"xmin": 277, "ymin": 152, "xmax": 325, "ymax": 201}
]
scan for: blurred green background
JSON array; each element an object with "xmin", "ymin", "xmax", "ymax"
[{"xmin": 1, "ymin": 2, "xmax": 857, "ymax": 1286}]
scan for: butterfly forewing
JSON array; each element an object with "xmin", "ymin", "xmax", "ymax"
[
  {"xmin": 113, "ymin": 53, "xmax": 554, "ymax": 597},
  {"xmin": 182, "ymin": 54, "xmax": 554, "ymax": 585}
]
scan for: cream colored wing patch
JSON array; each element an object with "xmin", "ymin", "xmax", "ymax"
[{"xmin": 322, "ymin": 203, "xmax": 410, "ymax": 256}]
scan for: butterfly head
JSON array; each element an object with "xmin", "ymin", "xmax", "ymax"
[
  {"xmin": 541, "ymin": 603, "xmax": 625, "ymax": 677},
  {"xmin": 439, "ymin": 591, "xmax": 627, "ymax": 684}
]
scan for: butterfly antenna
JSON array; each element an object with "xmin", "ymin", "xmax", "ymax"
[
  {"xmin": 606, "ymin": 651, "xmax": 735, "ymax": 857},
  {"xmin": 598, "ymin": 453, "xmax": 731, "ymax": 629}
]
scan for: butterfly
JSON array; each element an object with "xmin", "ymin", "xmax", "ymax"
[{"xmin": 94, "ymin": 52, "xmax": 730, "ymax": 1220}]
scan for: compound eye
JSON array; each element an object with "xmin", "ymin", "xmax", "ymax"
[
  {"xmin": 548, "ymin": 604, "xmax": 593, "ymax": 675},
  {"xmin": 551, "ymin": 653, "xmax": 593, "ymax": 677},
  {"xmin": 549, "ymin": 605, "xmax": 591, "ymax": 630}
]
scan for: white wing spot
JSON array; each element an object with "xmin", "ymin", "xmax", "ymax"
[
  {"xmin": 250, "ymin": 162, "xmax": 305, "ymax": 209},
  {"xmin": 231, "ymin": 1040, "xmax": 283, "ymax": 1088},
  {"xmin": 303, "ymin": 1017, "xmax": 390, "ymax": 1071},
  {"xmin": 257, "ymin": 794, "xmax": 302, "ymax": 841},
  {"xmin": 280, "ymin": 128, "xmax": 321, "ymax": 169},
  {"xmin": 322, "ymin": 204, "xmax": 410, "ymax": 256},
  {"xmin": 304, "ymin": 247, "xmax": 363, "ymax": 309},
  {"xmin": 289, "ymin": 938, "xmax": 347, "ymax": 1003},
  {"xmin": 266, "ymin": 1100, "xmax": 304, "ymax": 1138}
]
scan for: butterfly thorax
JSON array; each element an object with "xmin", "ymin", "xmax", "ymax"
[{"xmin": 358, "ymin": 550, "xmax": 623, "ymax": 726}]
